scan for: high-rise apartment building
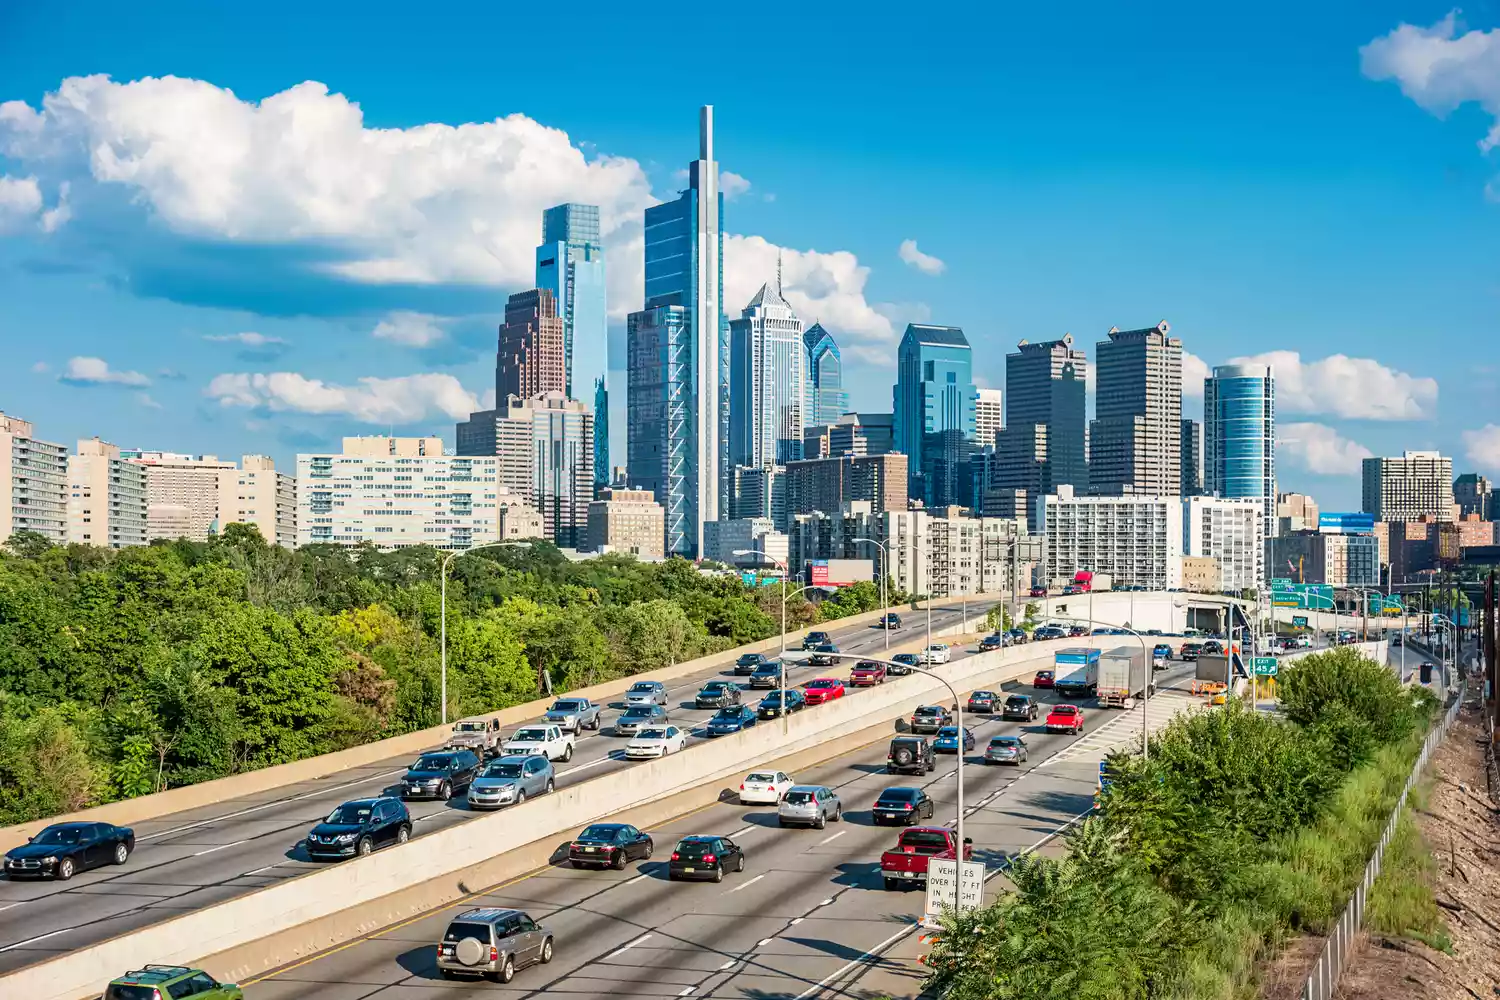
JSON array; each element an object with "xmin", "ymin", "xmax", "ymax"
[
  {"xmin": 122, "ymin": 450, "xmax": 239, "ymax": 542},
  {"xmin": 628, "ymin": 106, "xmax": 728, "ymax": 558},
  {"xmin": 995, "ymin": 335, "xmax": 1089, "ymax": 526},
  {"xmin": 785, "ymin": 453, "xmax": 909, "ymax": 520},
  {"xmin": 1204, "ymin": 363, "xmax": 1276, "ymax": 574},
  {"xmin": 1454, "ymin": 473, "xmax": 1492, "ymax": 520},
  {"xmin": 803, "ymin": 323, "xmax": 849, "ymax": 428},
  {"xmin": 1040, "ymin": 486, "xmax": 1185, "ymax": 591},
  {"xmin": 1276, "ymin": 492, "xmax": 1320, "ymax": 535},
  {"xmin": 496, "ymin": 288, "xmax": 566, "ymax": 403},
  {"xmin": 893, "ymin": 324, "xmax": 977, "ymax": 507},
  {"xmin": 704, "ymin": 517, "xmax": 789, "ymax": 569},
  {"xmin": 536, "ymin": 203, "xmax": 609, "ymax": 485},
  {"xmin": 1180, "ymin": 419, "xmax": 1203, "ymax": 497},
  {"xmin": 462, "ymin": 392, "xmax": 594, "ymax": 548},
  {"xmin": 0, "ymin": 413, "xmax": 68, "ymax": 545},
  {"xmin": 729, "ymin": 278, "xmax": 805, "ymax": 468},
  {"xmin": 974, "ymin": 388, "xmax": 1003, "ymax": 449},
  {"xmin": 1089, "ymin": 323, "xmax": 1182, "ymax": 496},
  {"xmin": 67, "ymin": 438, "xmax": 148, "ymax": 549},
  {"xmin": 586, "ymin": 487, "xmax": 665, "ymax": 559},
  {"xmin": 728, "ymin": 464, "xmax": 786, "ymax": 527},
  {"xmin": 298, "ymin": 436, "xmax": 501, "ymax": 550},
  {"xmin": 230, "ymin": 456, "xmax": 297, "ymax": 548},
  {"xmin": 1361, "ymin": 451, "xmax": 1454, "ymax": 522},
  {"xmin": 1183, "ymin": 496, "xmax": 1264, "ymax": 593}
]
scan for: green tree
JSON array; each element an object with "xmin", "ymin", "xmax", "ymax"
[{"xmin": 0, "ymin": 707, "xmax": 103, "ymax": 823}]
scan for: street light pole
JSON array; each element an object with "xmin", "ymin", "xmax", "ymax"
[
  {"xmin": 440, "ymin": 538, "xmax": 532, "ymax": 726},
  {"xmin": 853, "ymin": 537, "xmax": 892, "ymax": 651}
]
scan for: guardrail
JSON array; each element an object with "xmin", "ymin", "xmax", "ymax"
[{"xmin": 1299, "ymin": 680, "xmax": 1465, "ymax": 1000}]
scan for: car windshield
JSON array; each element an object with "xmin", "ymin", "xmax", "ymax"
[
  {"xmin": 324, "ymin": 804, "xmax": 372, "ymax": 824},
  {"xmin": 637, "ymin": 729, "xmax": 669, "ymax": 740},
  {"xmin": 454, "ymin": 721, "xmax": 485, "ymax": 732},
  {"xmin": 1036, "ymin": 670, "xmax": 1053, "ymax": 678},
  {"xmin": 1006, "ymin": 697, "xmax": 1028, "ymax": 707},
  {"xmin": 579, "ymin": 825, "xmax": 620, "ymax": 841},
  {"xmin": 444, "ymin": 922, "xmax": 493, "ymax": 943},
  {"xmin": 762, "ymin": 693, "xmax": 784, "ymax": 706},
  {"xmin": 622, "ymin": 707, "xmax": 653, "ymax": 718},
  {"xmin": 807, "ymin": 679, "xmax": 837, "ymax": 688},
  {"xmin": 714, "ymin": 708, "xmax": 745, "ymax": 720},
  {"xmin": 737, "ymin": 654, "xmax": 760, "ymax": 663},
  {"xmin": 817, "ymin": 644, "xmax": 836, "ymax": 652},
  {"xmin": 754, "ymin": 663, "xmax": 778, "ymax": 672},
  {"xmin": 630, "ymin": 683, "xmax": 657, "ymax": 693},
  {"xmin": 878, "ymin": 789, "xmax": 919, "ymax": 803},
  {"xmin": 900, "ymin": 830, "xmax": 952, "ymax": 852},
  {"xmin": 784, "ymin": 790, "xmax": 815, "ymax": 804},
  {"xmin": 105, "ymin": 986, "xmax": 160, "ymax": 1000},
  {"xmin": 552, "ymin": 700, "xmax": 582, "ymax": 711},
  {"xmin": 702, "ymin": 682, "xmax": 727, "ymax": 692},
  {"xmin": 412, "ymin": 754, "xmax": 454, "ymax": 771},
  {"xmin": 915, "ymin": 707, "xmax": 943, "ymax": 717},
  {"xmin": 991, "ymin": 737, "xmax": 1022, "ymax": 747},
  {"xmin": 483, "ymin": 762, "xmax": 524, "ymax": 779},
  {"xmin": 513, "ymin": 728, "xmax": 548, "ymax": 742},
  {"xmin": 937, "ymin": 727, "xmax": 961, "ymax": 738},
  {"xmin": 31, "ymin": 826, "xmax": 84, "ymax": 845},
  {"xmin": 747, "ymin": 772, "xmax": 776, "ymax": 783},
  {"xmin": 1053, "ymin": 706, "xmax": 1078, "ymax": 716}
]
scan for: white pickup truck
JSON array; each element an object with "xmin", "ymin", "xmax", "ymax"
[{"xmin": 501, "ymin": 723, "xmax": 575, "ymax": 762}]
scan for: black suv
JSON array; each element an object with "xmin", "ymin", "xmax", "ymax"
[
  {"xmin": 879, "ymin": 613, "xmax": 903, "ymax": 630},
  {"xmin": 887, "ymin": 736, "xmax": 936, "ymax": 775},
  {"xmin": 734, "ymin": 652, "xmax": 769, "ymax": 676},
  {"xmin": 802, "ymin": 630, "xmax": 831, "ymax": 651},
  {"xmin": 402, "ymin": 750, "xmax": 481, "ymax": 801},
  {"xmin": 307, "ymin": 797, "xmax": 412, "ymax": 859},
  {"xmin": 1001, "ymin": 694, "xmax": 1039, "ymax": 721},
  {"xmin": 695, "ymin": 680, "xmax": 743, "ymax": 709}
]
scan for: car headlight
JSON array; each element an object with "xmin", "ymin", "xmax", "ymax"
[
  {"xmin": 337, "ymin": 833, "xmax": 358, "ymax": 843},
  {"xmin": 42, "ymin": 856, "xmax": 57, "ymax": 864},
  {"xmin": 495, "ymin": 785, "xmax": 516, "ymax": 799}
]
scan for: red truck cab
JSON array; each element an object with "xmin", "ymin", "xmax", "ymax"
[
  {"xmin": 879, "ymin": 827, "xmax": 973, "ymax": 890},
  {"xmin": 1045, "ymin": 704, "xmax": 1086, "ymax": 734}
]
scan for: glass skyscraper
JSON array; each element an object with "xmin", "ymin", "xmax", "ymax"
[
  {"xmin": 892, "ymin": 324, "xmax": 977, "ymax": 507},
  {"xmin": 1204, "ymin": 363, "xmax": 1276, "ymax": 577},
  {"xmin": 730, "ymin": 279, "xmax": 805, "ymax": 468},
  {"xmin": 536, "ymin": 203, "xmax": 609, "ymax": 486},
  {"xmin": 627, "ymin": 106, "xmax": 728, "ymax": 558},
  {"xmin": 803, "ymin": 323, "xmax": 849, "ymax": 428}
]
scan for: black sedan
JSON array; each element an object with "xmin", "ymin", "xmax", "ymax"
[
  {"xmin": 757, "ymin": 689, "xmax": 807, "ymax": 719},
  {"xmin": 748, "ymin": 661, "xmax": 783, "ymax": 689},
  {"xmin": 4, "ymin": 821, "xmax": 135, "ymax": 880},
  {"xmin": 966, "ymin": 690, "xmax": 999, "ymax": 714},
  {"xmin": 808, "ymin": 643, "xmax": 839, "ymax": 666},
  {"xmin": 568, "ymin": 823, "xmax": 654, "ymax": 869},
  {"xmin": 888, "ymin": 653, "xmax": 920, "ymax": 675},
  {"xmin": 872, "ymin": 787, "xmax": 935, "ymax": 825},
  {"xmin": 734, "ymin": 652, "xmax": 769, "ymax": 676},
  {"xmin": 978, "ymin": 634, "xmax": 1005, "ymax": 652},
  {"xmin": 706, "ymin": 706, "xmax": 758, "ymax": 736}
]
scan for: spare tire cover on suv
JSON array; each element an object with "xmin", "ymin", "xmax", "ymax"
[
  {"xmin": 892, "ymin": 742, "xmax": 915, "ymax": 766},
  {"xmin": 456, "ymin": 936, "xmax": 487, "ymax": 966}
]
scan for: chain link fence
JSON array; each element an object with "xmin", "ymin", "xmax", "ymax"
[{"xmin": 1298, "ymin": 681, "xmax": 1466, "ymax": 1000}]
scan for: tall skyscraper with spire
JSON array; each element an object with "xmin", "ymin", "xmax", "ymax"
[
  {"xmin": 627, "ymin": 106, "xmax": 728, "ymax": 558},
  {"xmin": 730, "ymin": 263, "xmax": 806, "ymax": 468}
]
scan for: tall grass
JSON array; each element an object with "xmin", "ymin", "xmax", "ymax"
[{"xmin": 1365, "ymin": 781, "xmax": 1449, "ymax": 952}]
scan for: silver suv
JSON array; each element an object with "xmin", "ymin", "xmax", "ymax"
[
  {"xmin": 466, "ymin": 755, "xmax": 554, "ymax": 811},
  {"xmin": 436, "ymin": 907, "xmax": 553, "ymax": 983},
  {"xmin": 778, "ymin": 785, "xmax": 842, "ymax": 829}
]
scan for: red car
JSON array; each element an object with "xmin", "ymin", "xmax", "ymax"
[
  {"xmin": 1029, "ymin": 586, "xmax": 1048, "ymax": 598},
  {"xmin": 849, "ymin": 661, "xmax": 888, "ymax": 687},
  {"xmin": 1045, "ymin": 704, "xmax": 1085, "ymax": 735},
  {"xmin": 1033, "ymin": 669, "xmax": 1055, "ymax": 689},
  {"xmin": 803, "ymin": 678, "xmax": 846, "ymax": 705}
]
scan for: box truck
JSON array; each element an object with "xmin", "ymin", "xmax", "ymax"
[
  {"xmin": 1195, "ymin": 653, "xmax": 1232, "ymax": 687},
  {"xmin": 1053, "ymin": 648, "xmax": 1100, "ymax": 699},
  {"xmin": 1096, "ymin": 646, "xmax": 1152, "ymax": 708}
]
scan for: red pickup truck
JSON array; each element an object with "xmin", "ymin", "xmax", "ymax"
[
  {"xmin": 879, "ymin": 826, "xmax": 973, "ymax": 890},
  {"xmin": 849, "ymin": 660, "xmax": 887, "ymax": 687},
  {"xmin": 1045, "ymin": 704, "xmax": 1086, "ymax": 734}
]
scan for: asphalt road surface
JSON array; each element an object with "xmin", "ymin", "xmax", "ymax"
[{"xmin": 0, "ymin": 600, "xmax": 996, "ymax": 974}]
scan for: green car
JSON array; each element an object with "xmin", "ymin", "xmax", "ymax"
[{"xmin": 105, "ymin": 965, "xmax": 242, "ymax": 1000}]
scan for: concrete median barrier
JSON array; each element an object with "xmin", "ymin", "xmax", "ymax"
[{"xmin": 2, "ymin": 634, "xmax": 1055, "ymax": 1000}]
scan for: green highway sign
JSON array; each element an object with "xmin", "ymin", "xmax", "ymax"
[
  {"xmin": 1252, "ymin": 657, "xmax": 1279, "ymax": 676},
  {"xmin": 1271, "ymin": 578, "xmax": 1292, "ymax": 589}
]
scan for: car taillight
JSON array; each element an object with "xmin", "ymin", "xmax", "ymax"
[
  {"xmin": 490, "ymin": 946, "xmax": 499, "ymax": 961},
  {"xmin": 702, "ymin": 854, "xmax": 716, "ymax": 863},
  {"xmin": 739, "ymin": 783, "xmax": 745, "ymax": 789},
  {"xmin": 671, "ymin": 851, "xmax": 680, "ymax": 860}
]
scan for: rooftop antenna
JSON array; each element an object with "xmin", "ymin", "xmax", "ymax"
[{"xmin": 776, "ymin": 250, "xmax": 783, "ymax": 296}]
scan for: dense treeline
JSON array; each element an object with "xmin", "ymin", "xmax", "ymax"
[
  {"xmin": 0, "ymin": 526, "xmax": 887, "ymax": 825},
  {"xmin": 929, "ymin": 647, "xmax": 1440, "ymax": 1000}
]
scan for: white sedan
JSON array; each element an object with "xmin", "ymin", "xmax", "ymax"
[
  {"xmin": 625, "ymin": 726, "xmax": 688, "ymax": 760},
  {"xmin": 921, "ymin": 644, "xmax": 952, "ymax": 665},
  {"xmin": 739, "ymin": 769, "xmax": 795, "ymax": 805}
]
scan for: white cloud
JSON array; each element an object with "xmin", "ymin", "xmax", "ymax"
[
  {"xmin": 59, "ymin": 356, "xmax": 150, "ymax": 386},
  {"xmin": 1362, "ymin": 14, "xmax": 1500, "ymax": 155},
  {"xmin": 0, "ymin": 174, "xmax": 43, "ymax": 232},
  {"xmin": 898, "ymin": 239, "xmax": 946, "ymax": 276},
  {"xmin": 372, "ymin": 310, "xmax": 445, "ymax": 347},
  {"xmin": 720, "ymin": 171, "xmax": 752, "ymax": 200},
  {"xmin": 1228, "ymin": 350, "xmax": 1437, "ymax": 420},
  {"xmin": 1277, "ymin": 422, "xmax": 1375, "ymax": 476},
  {"xmin": 205, "ymin": 371, "xmax": 479, "ymax": 424},
  {"xmin": 135, "ymin": 393, "xmax": 162, "ymax": 409},
  {"xmin": 204, "ymin": 332, "xmax": 287, "ymax": 347},
  {"xmin": 1462, "ymin": 424, "xmax": 1500, "ymax": 471},
  {"xmin": 1181, "ymin": 351, "xmax": 1210, "ymax": 398}
]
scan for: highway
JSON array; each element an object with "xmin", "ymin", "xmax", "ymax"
[
  {"xmin": 243, "ymin": 662, "xmax": 1206, "ymax": 1000},
  {"xmin": 0, "ymin": 600, "xmax": 995, "ymax": 974}
]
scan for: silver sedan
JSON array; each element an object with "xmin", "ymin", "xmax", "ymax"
[{"xmin": 624, "ymin": 681, "xmax": 669, "ymax": 707}]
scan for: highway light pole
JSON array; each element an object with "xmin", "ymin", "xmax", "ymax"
[
  {"xmin": 853, "ymin": 537, "xmax": 892, "ymax": 651},
  {"xmin": 735, "ymin": 548, "xmax": 793, "ymax": 735},
  {"xmin": 440, "ymin": 539, "xmax": 532, "ymax": 726}
]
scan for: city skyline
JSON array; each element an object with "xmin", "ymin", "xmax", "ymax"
[{"xmin": 2, "ymin": 4, "xmax": 1495, "ymax": 510}]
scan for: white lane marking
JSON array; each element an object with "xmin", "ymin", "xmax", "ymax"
[
  {"xmin": 191, "ymin": 838, "xmax": 248, "ymax": 857},
  {"xmin": 240, "ymin": 863, "xmax": 285, "ymax": 877},
  {"xmin": 0, "ymin": 902, "xmax": 24, "ymax": 913},
  {"xmin": 0, "ymin": 927, "xmax": 70, "ymax": 952},
  {"xmin": 558, "ymin": 756, "xmax": 616, "ymax": 776},
  {"xmin": 726, "ymin": 874, "xmax": 764, "ymax": 893},
  {"xmin": 757, "ymin": 938, "xmax": 774, "ymax": 947},
  {"xmin": 625, "ymin": 874, "xmax": 648, "ymax": 885},
  {"xmin": 791, "ymin": 922, "xmax": 918, "ymax": 1000},
  {"xmin": 605, "ymin": 933, "xmax": 653, "ymax": 959},
  {"xmin": 820, "ymin": 898, "xmax": 833, "ymax": 906},
  {"xmin": 728, "ymin": 826, "xmax": 754, "ymax": 839},
  {"xmin": 791, "ymin": 917, "xmax": 804, "ymax": 925},
  {"xmin": 816, "ymin": 830, "xmax": 845, "ymax": 846},
  {"xmin": 719, "ymin": 960, "xmax": 737, "ymax": 971},
  {"xmin": 679, "ymin": 989, "xmax": 697, "ymax": 997}
]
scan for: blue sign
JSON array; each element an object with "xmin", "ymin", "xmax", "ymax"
[{"xmin": 1319, "ymin": 512, "xmax": 1375, "ymax": 535}]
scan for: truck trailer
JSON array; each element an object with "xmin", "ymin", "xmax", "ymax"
[
  {"xmin": 1195, "ymin": 653, "xmax": 1232, "ymax": 687},
  {"xmin": 1052, "ymin": 648, "xmax": 1100, "ymax": 699},
  {"xmin": 1096, "ymin": 646, "xmax": 1152, "ymax": 708}
]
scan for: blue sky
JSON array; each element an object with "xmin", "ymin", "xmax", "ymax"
[{"xmin": 2, "ymin": 0, "xmax": 1498, "ymax": 509}]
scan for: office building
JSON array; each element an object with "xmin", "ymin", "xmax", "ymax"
[
  {"xmin": 729, "ymin": 463, "xmax": 786, "ymax": 527},
  {"xmin": 1181, "ymin": 556, "xmax": 1221, "ymax": 593},
  {"xmin": 974, "ymin": 388, "xmax": 1003, "ymax": 449},
  {"xmin": 1277, "ymin": 492, "xmax": 1320, "ymax": 535},
  {"xmin": 803, "ymin": 323, "xmax": 849, "ymax": 428},
  {"xmin": 121, "ymin": 450, "xmax": 239, "ymax": 542},
  {"xmin": 1180, "ymin": 419, "xmax": 1203, "ymax": 496},
  {"xmin": 1089, "ymin": 323, "xmax": 1182, "ymax": 496},
  {"xmin": 1455, "ymin": 473, "xmax": 1492, "ymax": 520},
  {"xmin": 628, "ymin": 106, "xmax": 728, "ymax": 558},
  {"xmin": 463, "ymin": 392, "xmax": 595, "ymax": 548},
  {"xmin": 1183, "ymin": 496, "xmax": 1264, "ymax": 593},
  {"xmin": 785, "ymin": 453, "xmax": 908, "ymax": 519},
  {"xmin": 1362, "ymin": 451, "xmax": 1454, "ymax": 522},
  {"xmin": 496, "ymin": 287, "xmax": 566, "ymax": 403},
  {"xmin": 227, "ymin": 456, "xmax": 297, "ymax": 548},
  {"xmin": 1272, "ymin": 531, "xmax": 1380, "ymax": 587},
  {"xmin": 0, "ymin": 413, "xmax": 68, "ymax": 544},
  {"xmin": 586, "ymin": 487, "xmax": 665, "ymax": 559},
  {"xmin": 704, "ymin": 517, "xmax": 788, "ymax": 569},
  {"xmin": 67, "ymin": 438, "xmax": 148, "ymax": 549},
  {"xmin": 1040, "ymin": 486, "xmax": 1185, "ymax": 591},
  {"xmin": 592, "ymin": 377, "xmax": 609, "ymax": 490},
  {"xmin": 883, "ymin": 507, "xmax": 1033, "ymax": 598},
  {"xmin": 536, "ymin": 203, "xmax": 608, "ymax": 400},
  {"xmin": 498, "ymin": 490, "xmax": 546, "ymax": 541},
  {"xmin": 729, "ymin": 277, "xmax": 806, "ymax": 468},
  {"xmin": 803, "ymin": 424, "xmax": 833, "ymax": 460},
  {"xmin": 893, "ymin": 324, "xmax": 977, "ymax": 507},
  {"xmin": 297, "ymin": 436, "xmax": 501, "ymax": 550},
  {"xmin": 1204, "ymin": 363, "xmax": 1276, "ymax": 574},
  {"xmin": 805, "ymin": 412, "xmax": 895, "ymax": 460},
  {"xmin": 788, "ymin": 501, "xmax": 885, "ymax": 578},
  {"xmin": 995, "ymin": 335, "xmax": 1089, "ymax": 525}
]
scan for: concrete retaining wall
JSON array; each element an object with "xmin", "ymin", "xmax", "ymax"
[
  {"xmin": 0, "ymin": 593, "xmax": 1008, "ymax": 851},
  {"xmin": 2, "ymin": 638, "xmax": 1062, "ymax": 1000}
]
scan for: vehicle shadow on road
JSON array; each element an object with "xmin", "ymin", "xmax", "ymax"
[
  {"xmin": 847, "ymin": 763, "xmax": 889, "ymax": 775},
  {"xmin": 740, "ymin": 811, "xmax": 783, "ymax": 829},
  {"xmin": 283, "ymin": 840, "xmax": 315, "ymax": 863},
  {"xmin": 830, "ymin": 861, "xmax": 880, "ymax": 888},
  {"xmin": 394, "ymin": 945, "xmax": 440, "ymax": 981},
  {"xmin": 1023, "ymin": 788, "xmax": 1097, "ymax": 816}
]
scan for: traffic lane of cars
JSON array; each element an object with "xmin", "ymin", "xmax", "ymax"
[
  {"xmin": 246, "ymin": 684, "xmax": 1090, "ymax": 999},
  {"xmin": 0, "ymin": 603, "xmax": 996, "ymax": 970}
]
